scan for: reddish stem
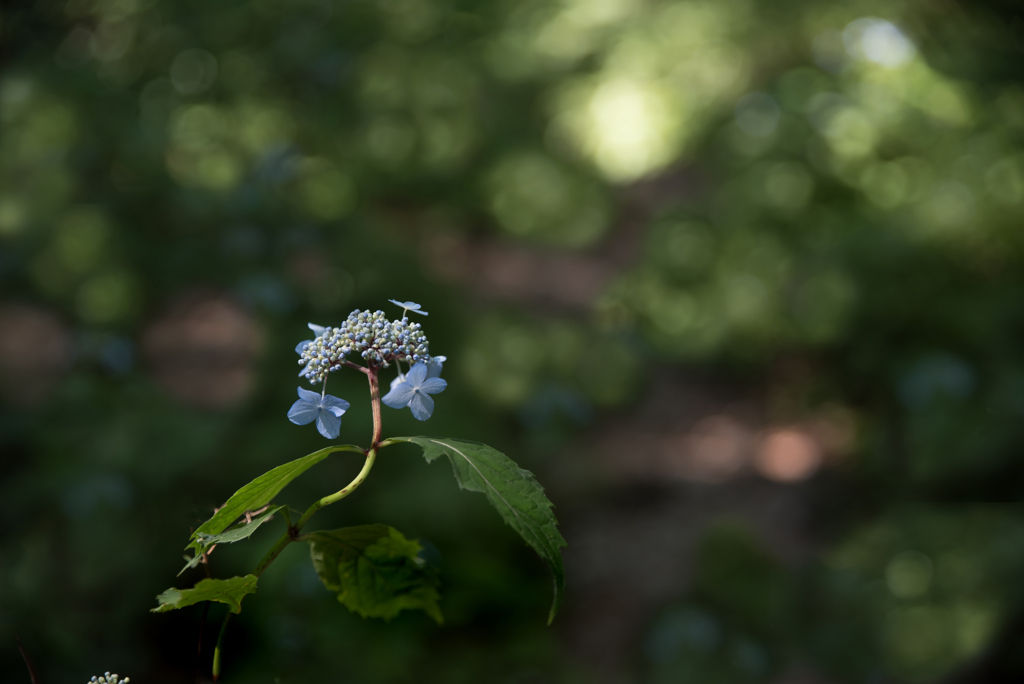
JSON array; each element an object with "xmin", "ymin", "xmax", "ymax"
[
  {"xmin": 368, "ymin": 369, "xmax": 383, "ymax": 448},
  {"xmin": 16, "ymin": 637, "xmax": 39, "ymax": 684}
]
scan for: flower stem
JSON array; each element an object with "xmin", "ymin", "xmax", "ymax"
[
  {"xmin": 253, "ymin": 448, "xmax": 378, "ymax": 575},
  {"xmin": 212, "ymin": 611, "xmax": 231, "ymax": 681},
  {"xmin": 369, "ymin": 369, "xmax": 382, "ymax": 448},
  {"xmin": 319, "ymin": 446, "xmax": 377, "ymax": 507}
]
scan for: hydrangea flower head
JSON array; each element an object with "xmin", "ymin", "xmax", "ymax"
[
  {"xmin": 89, "ymin": 674, "xmax": 129, "ymax": 684},
  {"xmin": 297, "ymin": 309, "xmax": 432, "ymax": 384},
  {"xmin": 287, "ymin": 386, "xmax": 350, "ymax": 438},
  {"xmin": 382, "ymin": 361, "xmax": 447, "ymax": 420},
  {"xmin": 389, "ymin": 299, "xmax": 428, "ymax": 316}
]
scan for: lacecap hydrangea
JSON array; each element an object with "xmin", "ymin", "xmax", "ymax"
[
  {"xmin": 289, "ymin": 301, "xmax": 447, "ymax": 437},
  {"xmin": 297, "ymin": 308, "xmax": 432, "ymax": 385}
]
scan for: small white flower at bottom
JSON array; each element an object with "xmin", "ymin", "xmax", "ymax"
[{"xmin": 89, "ymin": 673, "xmax": 129, "ymax": 684}]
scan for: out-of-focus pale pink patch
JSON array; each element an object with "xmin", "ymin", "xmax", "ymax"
[
  {"xmin": 754, "ymin": 428, "xmax": 822, "ymax": 482},
  {"xmin": 0, "ymin": 303, "xmax": 74, "ymax": 405},
  {"xmin": 419, "ymin": 233, "xmax": 613, "ymax": 309},
  {"xmin": 142, "ymin": 295, "xmax": 264, "ymax": 409},
  {"xmin": 602, "ymin": 431, "xmax": 664, "ymax": 478},
  {"xmin": 663, "ymin": 415, "xmax": 751, "ymax": 483}
]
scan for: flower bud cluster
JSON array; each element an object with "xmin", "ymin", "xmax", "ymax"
[
  {"xmin": 298, "ymin": 309, "xmax": 431, "ymax": 384},
  {"xmin": 88, "ymin": 674, "xmax": 129, "ymax": 684}
]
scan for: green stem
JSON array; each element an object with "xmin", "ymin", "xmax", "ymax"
[
  {"xmin": 253, "ymin": 446, "xmax": 379, "ymax": 575},
  {"xmin": 253, "ymin": 530, "xmax": 292, "ymax": 578},
  {"xmin": 320, "ymin": 446, "xmax": 377, "ymax": 507},
  {"xmin": 321, "ymin": 444, "xmax": 367, "ymax": 456},
  {"xmin": 212, "ymin": 611, "xmax": 231, "ymax": 681}
]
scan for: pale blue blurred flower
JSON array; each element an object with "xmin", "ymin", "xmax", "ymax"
[
  {"xmin": 388, "ymin": 299, "xmax": 428, "ymax": 316},
  {"xmin": 287, "ymin": 386, "xmax": 350, "ymax": 438},
  {"xmin": 382, "ymin": 361, "xmax": 446, "ymax": 420},
  {"xmin": 295, "ymin": 322, "xmax": 327, "ymax": 354}
]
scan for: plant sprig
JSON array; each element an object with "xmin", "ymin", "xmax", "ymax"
[{"xmin": 153, "ymin": 301, "xmax": 566, "ymax": 680}]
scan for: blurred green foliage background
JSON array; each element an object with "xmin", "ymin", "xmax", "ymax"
[{"xmin": 3, "ymin": 0, "xmax": 1024, "ymax": 682}]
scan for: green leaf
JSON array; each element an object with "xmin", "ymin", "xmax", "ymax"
[
  {"xmin": 180, "ymin": 504, "xmax": 290, "ymax": 572},
  {"xmin": 390, "ymin": 437, "xmax": 566, "ymax": 624},
  {"xmin": 186, "ymin": 446, "xmax": 358, "ymax": 554},
  {"xmin": 194, "ymin": 505, "xmax": 287, "ymax": 545},
  {"xmin": 307, "ymin": 524, "xmax": 443, "ymax": 624},
  {"xmin": 152, "ymin": 575, "xmax": 258, "ymax": 614}
]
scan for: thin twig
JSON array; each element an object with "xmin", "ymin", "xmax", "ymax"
[
  {"xmin": 16, "ymin": 636, "xmax": 39, "ymax": 684},
  {"xmin": 195, "ymin": 599, "xmax": 211, "ymax": 682},
  {"xmin": 242, "ymin": 504, "xmax": 272, "ymax": 524}
]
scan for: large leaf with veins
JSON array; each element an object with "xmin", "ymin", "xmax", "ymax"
[{"xmin": 392, "ymin": 436, "xmax": 566, "ymax": 624}]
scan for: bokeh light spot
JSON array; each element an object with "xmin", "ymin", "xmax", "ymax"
[
  {"xmin": 754, "ymin": 428, "xmax": 821, "ymax": 482},
  {"xmin": 916, "ymin": 181, "xmax": 976, "ymax": 234},
  {"xmin": 76, "ymin": 270, "xmax": 138, "ymax": 324},
  {"xmin": 645, "ymin": 607, "xmax": 721, "ymax": 662},
  {"xmin": 89, "ymin": 18, "xmax": 135, "ymax": 62},
  {"xmin": 883, "ymin": 605, "xmax": 953, "ymax": 678},
  {"xmin": 0, "ymin": 196, "xmax": 28, "ymax": 236},
  {"xmin": 844, "ymin": 18, "xmax": 915, "ymax": 68},
  {"xmin": 586, "ymin": 78, "xmax": 676, "ymax": 181},
  {"xmin": 886, "ymin": 550, "xmax": 933, "ymax": 598},
  {"xmin": 790, "ymin": 270, "xmax": 856, "ymax": 343},
  {"xmin": 985, "ymin": 157, "xmax": 1024, "ymax": 204},
  {"xmin": 366, "ymin": 116, "xmax": 416, "ymax": 167},
  {"xmin": 812, "ymin": 30, "xmax": 847, "ymax": 73},
  {"xmin": 666, "ymin": 415, "xmax": 749, "ymax": 483},
  {"xmin": 823, "ymin": 107, "xmax": 877, "ymax": 159},
  {"xmin": 485, "ymin": 151, "xmax": 609, "ymax": 246},
  {"xmin": 170, "ymin": 49, "xmax": 218, "ymax": 95},
  {"xmin": 295, "ymin": 159, "xmax": 355, "ymax": 220},
  {"xmin": 722, "ymin": 273, "xmax": 770, "ymax": 326},
  {"xmin": 898, "ymin": 353, "xmax": 975, "ymax": 410},
  {"xmin": 861, "ymin": 161, "xmax": 910, "ymax": 208},
  {"xmin": 55, "ymin": 207, "xmax": 111, "ymax": 275},
  {"xmin": 764, "ymin": 161, "xmax": 813, "ymax": 211},
  {"xmin": 735, "ymin": 92, "xmax": 780, "ymax": 137}
]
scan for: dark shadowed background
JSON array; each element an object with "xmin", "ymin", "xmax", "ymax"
[{"xmin": 3, "ymin": 0, "xmax": 1024, "ymax": 682}]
